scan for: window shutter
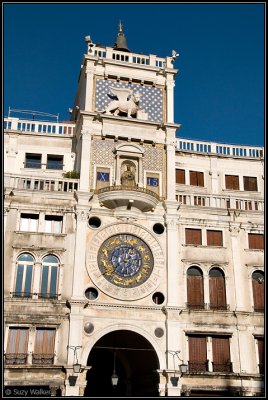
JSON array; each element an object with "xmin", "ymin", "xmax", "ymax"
[
  {"xmin": 209, "ymin": 275, "xmax": 226, "ymax": 309},
  {"xmin": 7, "ymin": 328, "xmax": 29, "ymax": 354},
  {"xmin": 257, "ymin": 338, "xmax": 264, "ymax": 366},
  {"xmin": 212, "ymin": 337, "xmax": 230, "ymax": 364},
  {"xmin": 207, "ymin": 230, "xmax": 223, "ymax": 246},
  {"xmin": 248, "ymin": 234, "xmax": 264, "ymax": 250},
  {"xmin": 187, "ymin": 275, "xmax": 204, "ymax": 307},
  {"xmin": 176, "ymin": 169, "xmax": 185, "ymax": 184},
  {"xmin": 244, "ymin": 176, "xmax": 258, "ymax": 191},
  {"xmin": 186, "ymin": 229, "xmax": 202, "ymax": 245},
  {"xmin": 190, "ymin": 171, "xmax": 198, "ymax": 186},
  {"xmin": 35, "ymin": 329, "xmax": 56, "ymax": 354},
  {"xmin": 189, "ymin": 336, "xmax": 207, "ymax": 362},
  {"xmin": 225, "ymin": 175, "xmax": 239, "ymax": 190},
  {"xmin": 197, "ymin": 172, "xmax": 204, "ymax": 187},
  {"xmin": 252, "ymin": 275, "xmax": 264, "ymax": 311}
]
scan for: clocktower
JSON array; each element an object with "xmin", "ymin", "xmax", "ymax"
[{"xmin": 67, "ymin": 23, "xmax": 181, "ymax": 396}]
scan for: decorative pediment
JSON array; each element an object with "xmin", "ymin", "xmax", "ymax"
[{"xmin": 114, "ymin": 143, "xmax": 145, "ymax": 155}]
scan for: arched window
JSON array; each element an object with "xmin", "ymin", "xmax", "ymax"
[
  {"xmin": 40, "ymin": 255, "xmax": 60, "ymax": 299},
  {"xmin": 209, "ymin": 268, "xmax": 227, "ymax": 310},
  {"xmin": 187, "ymin": 267, "xmax": 204, "ymax": 309},
  {"xmin": 252, "ymin": 271, "xmax": 264, "ymax": 312},
  {"xmin": 14, "ymin": 253, "xmax": 34, "ymax": 297}
]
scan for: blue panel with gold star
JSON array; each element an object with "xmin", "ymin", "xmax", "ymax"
[{"xmin": 95, "ymin": 79, "xmax": 163, "ymax": 123}]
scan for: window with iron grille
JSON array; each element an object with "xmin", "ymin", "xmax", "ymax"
[
  {"xmin": 256, "ymin": 337, "xmax": 264, "ymax": 374},
  {"xmin": 14, "ymin": 253, "xmax": 34, "ymax": 298},
  {"xmin": 5, "ymin": 328, "xmax": 29, "ymax": 365},
  {"xmin": 207, "ymin": 230, "xmax": 223, "ymax": 246},
  {"xmin": 190, "ymin": 171, "xmax": 204, "ymax": 187},
  {"xmin": 46, "ymin": 155, "xmax": 63, "ymax": 170},
  {"xmin": 187, "ymin": 267, "xmax": 204, "ymax": 309},
  {"xmin": 25, "ymin": 153, "xmax": 42, "ymax": 169},
  {"xmin": 176, "ymin": 169, "xmax": 185, "ymax": 184},
  {"xmin": 188, "ymin": 336, "xmax": 208, "ymax": 372},
  {"xmin": 40, "ymin": 255, "xmax": 60, "ymax": 299},
  {"xmin": 185, "ymin": 228, "xmax": 202, "ymax": 245},
  {"xmin": 209, "ymin": 268, "xmax": 227, "ymax": 310},
  {"xmin": 243, "ymin": 176, "xmax": 258, "ymax": 191},
  {"xmin": 225, "ymin": 175, "xmax": 239, "ymax": 190},
  {"xmin": 252, "ymin": 271, "xmax": 264, "ymax": 312},
  {"xmin": 32, "ymin": 328, "xmax": 56, "ymax": 365},
  {"xmin": 248, "ymin": 233, "xmax": 264, "ymax": 250},
  {"xmin": 212, "ymin": 336, "xmax": 232, "ymax": 372}
]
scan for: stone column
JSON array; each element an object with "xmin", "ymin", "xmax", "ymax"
[
  {"xmin": 203, "ymin": 271, "xmax": 210, "ymax": 308},
  {"xmin": 72, "ymin": 209, "xmax": 88, "ymax": 299},
  {"xmin": 229, "ymin": 225, "xmax": 245, "ymax": 311},
  {"xmin": 85, "ymin": 63, "xmax": 95, "ymax": 111},
  {"xmin": 166, "ymin": 143, "xmax": 176, "ymax": 201},
  {"xmin": 79, "ymin": 130, "xmax": 92, "ymax": 192},
  {"xmin": 166, "ymin": 75, "xmax": 175, "ymax": 123},
  {"xmin": 165, "ymin": 218, "xmax": 179, "ymax": 306},
  {"xmin": 32, "ymin": 262, "xmax": 42, "ymax": 299}
]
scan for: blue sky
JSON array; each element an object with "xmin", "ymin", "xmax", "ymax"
[{"xmin": 4, "ymin": 3, "xmax": 264, "ymax": 146}]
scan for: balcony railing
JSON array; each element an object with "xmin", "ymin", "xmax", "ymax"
[
  {"xmin": 32, "ymin": 353, "xmax": 54, "ymax": 365},
  {"xmin": 186, "ymin": 303, "xmax": 230, "ymax": 311},
  {"xmin": 10, "ymin": 292, "xmax": 60, "ymax": 300},
  {"xmin": 177, "ymin": 193, "xmax": 264, "ymax": 212},
  {"xmin": 186, "ymin": 302, "xmax": 205, "ymax": 310},
  {"xmin": 5, "ymin": 353, "xmax": 27, "ymax": 365},
  {"xmin": 4, "ymin": 174, "xmax": 78, "ymax": 193},
  {"xmin": 176, "ymin": 139, "xmax": 264, "ymax": 159},
  {"xmin": 96, "ymin": 185, "xmax": 162, "ymax": 201},
  {"xmin": 188, "ymin": 361, "xmax": 209, "ymax": 373},
  {"xmin": 212, "ymin": 362, "xmax": 233, "ymax": 373},
  {"xmin": 4, "ymin": 118, "xmax": 75, "ymax": 136}
]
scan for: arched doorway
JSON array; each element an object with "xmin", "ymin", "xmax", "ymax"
[{"xmin": 84, "ymin": 330, "xmax": 160, "ymax": 397}]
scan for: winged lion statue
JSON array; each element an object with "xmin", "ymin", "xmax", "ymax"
[{"xmin": 103, "ymin": 87, "xmax": 141, "ymax": 118}]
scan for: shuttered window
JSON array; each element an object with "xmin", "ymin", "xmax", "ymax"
[
  {"xmin": 225, "ymin": 175, "xmax": 239, "ymax": 190},
  {"xmin": 186, "ymin": 228, "xmax": 202, "ymax": 245},
  {"xmin": 252, "ymin": 272, "xmax": 264, "ymax": 312},
  {"xmin": 243, "ymin": 176, "xmax": 258, "ymax": 191},
  {"xmin": 257, "ymin": 338, "xmax": 264, "ymax": 374},
  {"xmin": 212, "ymin": 336, "xmax": 232, "ymax": 372},
  {"xmin": 207, "ymin": 230, "xmax": 223, "ymax": 246},
  {"xmin": 248, "ymin": 234, "xmax": 264, "ymax": 250},
  {"xmin": 187, "ymin": 267, "xmax": 204, "ymax": 309},
  {"xmin": 33, "ymin": 328, "xmax": 56, "ymax": 365},
  {"xmin": 176, "ymin": 169, "xmax": 185, "ymax": 184},
  {"xmin": 188, "ymin": 336, "xmax": 207, "ymax": 372},
  {"xmin": 5, "ymin": 328, "xmax": 29, "ymax": 365},
  {"xmin": 190, "ymin": 171, "xmax": 204, "ymax": 187},
  {"xmin": 209, "ymin": 268, "xmax": 227, "ymax": 310}
]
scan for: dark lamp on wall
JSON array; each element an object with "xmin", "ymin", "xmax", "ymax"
[
  {"xmin": 67, "ymin": 345, "xmax": 82, "ymax": 374},
  {"xmin": 111, "ymin": 351, "xmax": 119, "ymax": 387}
]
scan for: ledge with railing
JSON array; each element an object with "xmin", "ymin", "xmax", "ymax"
[
  {"xmin": 188, "ymin": 361, "xmax": 209, "ymax": 373},
  {"xmin": 4, "ymin": 174, "xmax": 79, "ymax": 193},
  {"xmin": 212, "ymin": 362, "xmax": 233, "ymax": 373},
  {"xmin": 4, "ymin": 353, "xmax": 55, "ymax": 365},
  {"xmin": 186, "ymin": 303, "xmax": 230, "ymax": 311},
  {"xmin": 10, "ymin": 292, "xmax": 60, "ymax": 300},
  {"xmin": 32, "ymin": 353, "xmax": 55, "ymax": 365},
  {"xmin": 4, "ymin": 117, "xmax": 75, "ymax": 136},
  {"xmin": 177, "ymin": 193, "xmax": 264, "ymax": 212},
  {"xmin": 96, "ymin": 185, "xmax": 162, "ymax": 201},
  {"xmin": 176, "ymin": 139, "xmax": 264, "ymax": 159}
]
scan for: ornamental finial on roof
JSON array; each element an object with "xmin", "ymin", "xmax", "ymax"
[{"xmin": 119, "ymin": 20, "xmax": 123, "ymax": 34}]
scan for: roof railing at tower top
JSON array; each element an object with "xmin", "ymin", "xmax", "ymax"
[{"xmin": 8, "ymin": 107, "xmax": 59, "ymax": 122}]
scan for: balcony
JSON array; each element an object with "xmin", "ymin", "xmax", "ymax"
[
  {"xmin": 5, "ymin": 353, "xmax": 28, "ymax": 365},
  {"xmin": 4, "ymin": 174, "xmax": 78, "ymax": 193},
  {"xmin": 212, "ymin": 362, "xmax": 233, "ymax": 373},
  {"xmin": 188, "ymin": 361, "xmax": 209, "ymax": 373},
  {"xmin": 96, "ymin": 185, "xmax": 161, "ymax": 212},
  {"xmin": 32, "ymin": 353, "xmax": 54, "ymax": 365}
]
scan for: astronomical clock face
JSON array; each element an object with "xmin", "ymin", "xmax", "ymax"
[
  {"xmin": 87, "ymin": 223, "xmax": 164, "ymax": 301},
  {"xmin": 97, "ymin": 234, "xmax": 154, "ymax": 288}
]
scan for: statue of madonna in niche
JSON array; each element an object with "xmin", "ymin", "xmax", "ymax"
[{"xmin": 121, "ymin": 163, "xmax": 136, "ymax": 188}]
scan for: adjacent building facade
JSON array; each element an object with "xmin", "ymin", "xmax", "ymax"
[{"xmin": 4, "ymin": 26, "xmax": 264, "ymax": 397}]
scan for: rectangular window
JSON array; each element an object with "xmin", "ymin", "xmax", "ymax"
[
  {"xmin": 225, "ymin": 175, "xmax": 239, "ymax": 190},
  {"xmin": 46, "ymin": 155, "xmax": 63, "ymax": 170},
  {"xmin": 188, "ymin": 336, "xmax": 208, "ymax": 372},
  {"xmin": 248, "ymin": 233, "xmax": 264, "ymax": 250},
  {"xmin": 20, "ymin": 213, "xmax": 39, "ymax": 232},
  {"xmin": 33, "ymin": 328, "xmax": 56, "ymax": 365},
  {"xmin": 212, "ymin": 336, "xmax": 232, "ymax": 372},
  {"xmin": 185, "ymin": 228, "xmax": 202, "ymax": 245},
  {"xmin": 190, "ymin": 171, "xmax": 204, "ymax": 187},
  {"xmin": 147, "ymin": 177, "xmax": 159, "ymax": 187},
  {"xmin": 176, "ymin": 169, "xmax": 185, "ymax": 184},
  {"xmin": 207, "ymin": 230, "xmax": 223, "ymax": 246},
  {"xmin": 44, "ymin": 215, "xmax": 63, "ymax": 234},
  {"xmin": 5, "ymin": 328, "xmax": 29, "ymax": 365},
  {"xmin": 243, "ymin": 176, "xmax": 258, "ymax": 191},
  {"xmin": 25, "ymin": 153, "xmax": 42, "ymax": 169}
]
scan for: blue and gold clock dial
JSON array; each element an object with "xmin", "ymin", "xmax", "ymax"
[{"xmin": 98, "ymin": 234, "xmax": 154, "ymax": 288}]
